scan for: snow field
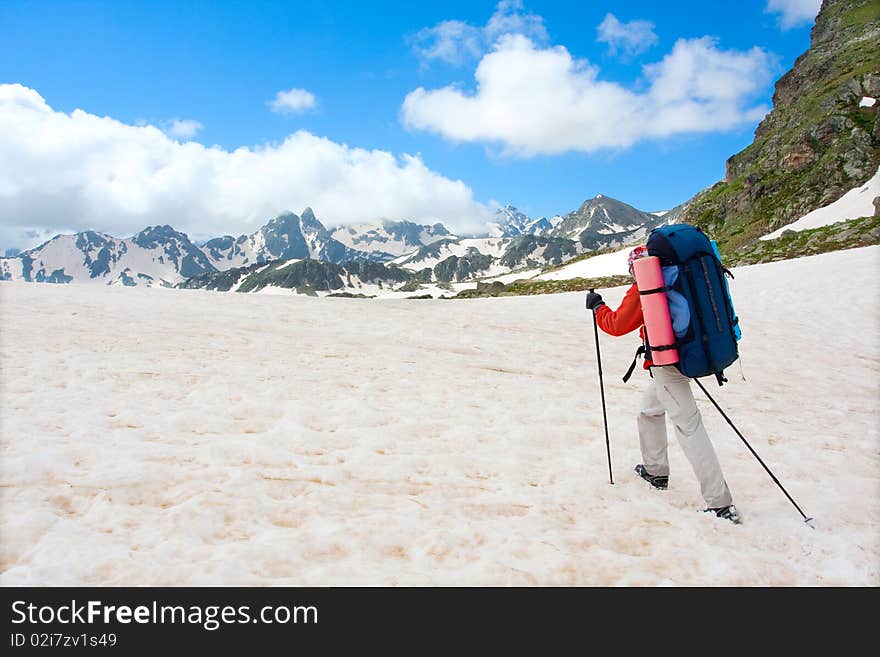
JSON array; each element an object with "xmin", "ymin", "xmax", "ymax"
[{"xmin": 0, "ymin": 246, "xmax": 877, "ymax": 585}]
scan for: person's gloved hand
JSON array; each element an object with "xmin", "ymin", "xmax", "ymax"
[{"xmin": 585, "ymin": 291, "xmax": 605, "ymax": 311}]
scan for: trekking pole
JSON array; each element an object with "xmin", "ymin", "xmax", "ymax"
[
  {"xmin": 693, "ymin": 378, "xmax": 814, "ymax": 527},
  {"xmin": 587, "ymin": 289, "xmax": 613, "ymax": 485}
]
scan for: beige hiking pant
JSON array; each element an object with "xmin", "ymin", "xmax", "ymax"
[{"xmin": 638, "ymin": 365, "xmax": 733, "ymax": 509}]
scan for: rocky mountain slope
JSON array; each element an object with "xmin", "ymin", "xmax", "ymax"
[
  {"xmin": 179, "ymin": 258, "xmax": 413, "ymax": 296},
  {"xmin": 680, "ymin": 0, "xmax": 880, "ymax": 249}
]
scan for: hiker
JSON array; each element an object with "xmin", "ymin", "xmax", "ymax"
[{"xmin": 585, "ymin": 245, "xmax": 740, "ymax": 523}]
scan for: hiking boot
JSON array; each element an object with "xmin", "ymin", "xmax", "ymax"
[
  {"xmin": 705, "ymin": 505, "xmax": 742, "ymax": 524},
  {"xmin": 634, "ymin": 464, "xmax": 668, "ymax": 490}
]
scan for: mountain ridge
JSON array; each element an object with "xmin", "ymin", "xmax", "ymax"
[{"xmin": 1, "ymin": 194, "xmax": 666, "ymax": 287}]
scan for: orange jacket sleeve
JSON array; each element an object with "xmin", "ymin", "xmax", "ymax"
[{"xmin": 595, "ymin": 283, "xmax": 643, "ymax": 337}]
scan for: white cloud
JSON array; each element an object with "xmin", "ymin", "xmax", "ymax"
[
  {"xmin": 483, "ymin": 0, "xmax": 547, "ymax": 43},
  {"xmin": 402, "ymin": 35, "xmax": 776, "ymax": 157},
  {"xmin": 596, "ymin": 13, "xmax": 659, "ymax": 57},
  {"xmin": 765, "ymin": 0, "xmax": 822, "ymax": 29},
  {"xmin": 410, "ymin": 0, "xmax": 547, "ymax": 66},
  {"xmin": 270, "ymin": 87, "xmax": 317, "ymax": 114},
  {"xmin": 410, "ymin": 20, "xmax": 483, "ymax": 66},
  {"xmin": 167, "ymin": 118, "xmax": 204, "ymax": 139},
  {"xmin": 0, "ymin": 84, "xmax": 489, "ymax": 250}
]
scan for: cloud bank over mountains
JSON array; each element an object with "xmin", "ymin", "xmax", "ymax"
[{"xmin": 0, "ymin": 84, "xmax": 489, "ymax": 250}]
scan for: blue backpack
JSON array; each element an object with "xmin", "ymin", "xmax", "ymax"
[{"xmin": 644, "ymin": 224, "xmax": 740, "ymax": 385}]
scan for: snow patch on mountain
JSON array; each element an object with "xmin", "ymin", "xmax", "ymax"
[
  {"xmin": 393, "ymin": 237, "xmax": 509, "ymax": 270},
  {"xmin": 761, "ymin": 165, "xmax": 880, "ymax": 240},
  {"xmin": 330, "ymin": 220, "xmax": 451, "ymax": 260},
  {"xmin": 536, "ymin": 247, "xmax": 631, "ymax": 281}
]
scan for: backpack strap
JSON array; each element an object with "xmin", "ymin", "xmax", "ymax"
[
  {"xmin": 683, "ymin": 258, "xmax": 726, "ymax": 387},
  {"xmin": 700, "ymin": 258, "xmax": 725, "ymax": 334},
  {"xmin": 648, "ymin": 343, "xmax": 677, "ymax": 351},
  {"xmin": 622, "ymin": 345, "xmax": 646, "ymax": 383}
]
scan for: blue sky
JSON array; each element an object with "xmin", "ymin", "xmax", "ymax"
[{"xmin": 0, "ymin": 0, "xmax": 820, "ymax": 247}]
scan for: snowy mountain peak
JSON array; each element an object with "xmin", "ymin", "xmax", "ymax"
[
  {"xmin": 489, "ymin": 205, "xmax": 547, "ymax": 237},
  {"xmin": 133, "ymin": 224, "xmax": 192, "ymax": 249},
  {"xmin": 207, "ymin": 209, "xmax": 361, "ymax": 267},
  {"xmin": 551, "ymin": 195, "xmax": 665, "ymax": 249},
  {"xmin": 264, "ymin": 211, "xmax": 299, "ymax": 230},
  {"xmin": 299, "ymin": 207, "xmax": 322, "ymax": 229}
]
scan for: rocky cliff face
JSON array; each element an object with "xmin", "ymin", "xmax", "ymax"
[{"xmin": 680, "ymin": 0, "xmax": 880, "ymax": 248}]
